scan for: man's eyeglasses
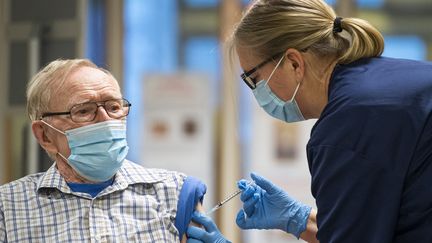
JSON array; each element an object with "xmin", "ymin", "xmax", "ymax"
[
  {"xmin": 240, "ymin": 52, "xmax": 284, "ymax": 90},
  {"xmin": 40, "ymin": 98, "xmax": 132, "ymax": 123}
]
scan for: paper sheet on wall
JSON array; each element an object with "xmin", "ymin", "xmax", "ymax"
[{"xmin": 141, "ymin": 72, "xmax": 214, "ymax": 208}]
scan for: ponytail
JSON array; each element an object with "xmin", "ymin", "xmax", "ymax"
[{"xmin": 336, "ymin": 17, "xmax": 384, "ymax": 64}]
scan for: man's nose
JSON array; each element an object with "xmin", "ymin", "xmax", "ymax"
[{"xmin": 94, "ymin": 105, "xmax": 113, "ymax": 122}]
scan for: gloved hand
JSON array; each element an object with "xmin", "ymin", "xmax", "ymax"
[
  {"xmin": 236, "ymin": 172, "xmax": 312, "ymax": 238},
  {"xmin": 187, "ymin": 211, "xmax": 231, "ymax": 243}
]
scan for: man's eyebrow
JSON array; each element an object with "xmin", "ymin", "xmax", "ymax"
[
  {"xmin": 66, "ymin": 98, "xmax": 91, "ymax": 109},
  {"xmin": 67, "ymin": 96, "xmax": 123, "ymax": 108}
]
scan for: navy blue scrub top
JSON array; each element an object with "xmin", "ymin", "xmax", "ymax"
[{"xmin": 307, "ymin": 57, "xmax": 432, "ymax": 243}]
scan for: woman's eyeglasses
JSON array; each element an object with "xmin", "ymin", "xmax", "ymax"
[{"xmin": 240, "ymin": 52, "xmax": 284, "ymax": 90}]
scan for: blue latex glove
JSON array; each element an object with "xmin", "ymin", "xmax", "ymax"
[
  {"xmin": 236, "ymin": 172, "xmax": 312, "ymax": 238},
  {"xmin": 187, "ymin": 211, "xmax": 231, "ymax": 243}
]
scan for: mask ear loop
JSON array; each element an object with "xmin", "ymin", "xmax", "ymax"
[
  {"xmin": 290, "ymin": 82, "xmax": 301, "ymax": 102},
  {"xmin": 264, "ymin": 53, "xmax": 301, "ymax": 103},
  {"xmin": 40, "ymin": 119, "xmax": 66, "ymax": 135},
  {"xmin": 56, "ymin": 151, "xmax": 70, "ymax": 162},
  {"xmin": 265, "ymin": 54, "xmax": 285, "ymax": 86},
  {"xmin": 39, "ymin": 119, "xmax": 70, "ymax": 163}
]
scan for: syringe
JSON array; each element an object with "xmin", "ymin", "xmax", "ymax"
[{"xmin": 206, "ymin": 181, "xmax": 253, "ymax": 215}]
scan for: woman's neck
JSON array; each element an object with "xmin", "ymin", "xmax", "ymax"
[{"xmin": 300, "ymin": 54, "xmax": 338, "ymax": 119}]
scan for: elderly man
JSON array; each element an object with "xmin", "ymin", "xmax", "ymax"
[{"xmin": 0, "ymin": 59, "xmax": 207, "ymax": 242}]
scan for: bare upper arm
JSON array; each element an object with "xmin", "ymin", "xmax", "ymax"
[{"xmin": 180, "ymin": 202, "xmax": 204, "ymax": 243}]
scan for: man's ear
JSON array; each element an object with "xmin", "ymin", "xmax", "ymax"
[
  {"xmin": 31, "ymin": 121, "xmax": 58, "ymax": 154},
  {"xmin": 284, "ymin": 48, "xmax": 305, "ymax": 83}
]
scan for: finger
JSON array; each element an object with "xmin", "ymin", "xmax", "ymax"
[
  {"xmin": 240, "ymin": 184, "xmax": 256, "ymax": 202},
  {"xmin": 237, "ymin": 179, "xmax": 250, "ymax": 190},
  {"xmin": 191, "ymin": 211, "xmax": 218, "ymax": 232},
  {"xmin": 187, "ymin": 226, "xmax": 208, "ymax": 240},
  {"xmin": 243, "ymin": 193, "xmax": 260, "ymax": 216},
  {"xmin": 251, "ymin": 172, "xmax": 279, "ymax": 194}
]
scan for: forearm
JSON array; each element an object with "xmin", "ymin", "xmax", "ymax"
[{"xmin": 299, "ymin": 209, "xmax": 319, "ymax": 243}]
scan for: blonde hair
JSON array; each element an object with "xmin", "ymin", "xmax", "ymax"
[
  {"xmin": 229, "ymin": 0, "xmax": 384, "ymax": 64},
  {"xmin": 26, "ymin": 59, "xmax": 113, "ymax": 121}
]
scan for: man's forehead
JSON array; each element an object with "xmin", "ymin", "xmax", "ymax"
[{"xmin": 50, "ymin": 67, "xmax": 121, "ymax": 110}]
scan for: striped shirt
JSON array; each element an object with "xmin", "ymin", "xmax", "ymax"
[{"xmin": 0, "ymin": 160, "xmax": 186, "ymax": 242}]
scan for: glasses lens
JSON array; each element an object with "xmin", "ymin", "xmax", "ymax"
[
  {"xmin": 105, "ymin": 99, "xmax": 130, "ymax": 118},
  {"xmin": 70, "ymin": 103, "xmax": 97, "ymax": 122}
]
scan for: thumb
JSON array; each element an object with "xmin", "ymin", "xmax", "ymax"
[
  {"xmin": 250, "ymin": 172, "xmax": 279, "ymax": 194},
  {"xmin": 191, "ymin": 212, "xmax": 218, "ymax": 232},
  {"xmin": 187, "ymin": 226, "xmax": 208, "ymax": 240}
]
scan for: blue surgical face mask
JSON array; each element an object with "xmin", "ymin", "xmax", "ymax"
[
  {"xmin": 42, "ymin": 120, "xmax": 129, "ymax": 182},
  {"xmin": 252, "ymin": 55, "xmax": 305, "ymax": 123}
]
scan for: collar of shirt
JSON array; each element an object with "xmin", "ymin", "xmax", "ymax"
[{"xmin": 36, "ymin": 160, "xmax": 167, "ymax": 198}]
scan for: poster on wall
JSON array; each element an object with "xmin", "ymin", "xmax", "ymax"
[{"xmin": 141, "ymin": 72, "xmax": 214, "ymax": 208}]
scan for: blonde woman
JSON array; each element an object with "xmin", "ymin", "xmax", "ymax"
[{"xmin": 187, "ymin": 0, "xmax": 432, "ymax": 242}]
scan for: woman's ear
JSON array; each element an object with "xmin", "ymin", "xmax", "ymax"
[
  {"xmin": 284, "ymin": 48, "xmax": 305, "ymax": 82},
  {"xmin": 32, "ymin": 121, "xmax": 58, "ymax": 154}
]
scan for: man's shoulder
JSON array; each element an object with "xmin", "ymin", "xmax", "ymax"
[
  {"xmin": 124, "ymin": 160, "xmax": 187, "ymax": 176},
  {"xmin": 0, "ymin": 173, "xmax": 44, "ymax": 195},
  {"xmin": 121, "ymin": 160, "xmax": 187, "ymax": 184}
]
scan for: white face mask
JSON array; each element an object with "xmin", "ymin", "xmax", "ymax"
[
  {"xmin": 252, "ymin": 55, "xmax": 305, "ymax": 123},
  {"xmin": 42, "ymin": 120, "xmax": 129, "ymax": 182}
]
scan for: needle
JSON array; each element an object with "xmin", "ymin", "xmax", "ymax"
[
  {"xmin": 206, "ymin": 181, "xmax": 253, "ymax": 215},
  {"xmin": 206, "ymin": 189, "xmax": 243, "ymax": 215}
]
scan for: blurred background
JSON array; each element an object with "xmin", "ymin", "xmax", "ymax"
[{"xmin": 0, "ymin": 0, "xmax": 431, "ymax": 242}]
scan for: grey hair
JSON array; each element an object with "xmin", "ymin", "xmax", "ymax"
[
  {"xmin": 228, "ymin": 0, "xmax": 384, "ymax": 64},
  {"xmin": 26, "ymin": 59, "xmax": 114, "ymax": 121}
]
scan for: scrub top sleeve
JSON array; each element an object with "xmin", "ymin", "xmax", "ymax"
[
  {"xmin": 175, "ymin": 176, "xmax": 207, "ymax": 240},
  {"xmin": 308, "ymin": 145, "xmax": 403, "ymax": 243}
]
